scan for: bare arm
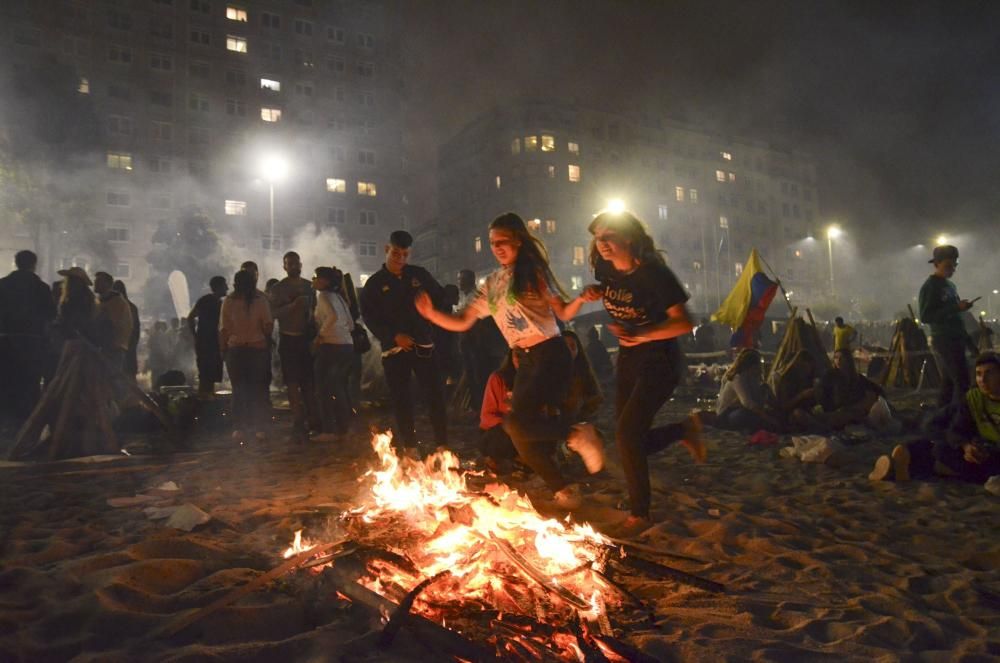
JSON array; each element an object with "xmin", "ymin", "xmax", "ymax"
[
  {"xmin": 415, "ymin": 291, "xmax": 479, "ymax": 332},
  {"xmin": 610, "ymin": 303, "xmax": 694, "ymax": 346}
]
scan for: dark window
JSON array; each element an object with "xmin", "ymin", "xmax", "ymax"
[
  {"xmin": 261, "ymin": 12, "xmax": 280, "ymax": 28},
  {"xmin": 108, "ymin": 10, "xmax": 132, "ymax": 30}
]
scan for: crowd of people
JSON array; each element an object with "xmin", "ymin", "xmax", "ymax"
[{"xmin": 1, "ymin": 221, "xmax": 996, "ymax": 523}]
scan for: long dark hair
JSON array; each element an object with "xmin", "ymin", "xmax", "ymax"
[
  {"xmin": 495, "ymin": 349, "xmax": 517, "ymax": 386},
  {"xmin": 58, "ymin": 277, "xmax": 96, "ymax": 331},
  {"xmin": 587, "ymin": 211, "xmax": 665, "ymax": 282},
  {"xmin": 489, "ymin": 212, "xmax": 566, "ymax": 298},
  {"xmin": 233, "ymin": 269, "xmax": 256, "ymax": 310}
]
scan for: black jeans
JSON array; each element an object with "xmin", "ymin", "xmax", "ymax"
[
  {"xmin": 225, "ymin": 347, "xmax": 271, "ymax": 432},
  {"xmin": 906, "ymin": 438, "xmax": 1000, "ymax": 484},
  {"xmin": 382, "ymin": 348, "xmax": 447, "ymax": 448},
  {"xmin": 314, "ymin": 344, "xmax": 354, "ymax": 435},
  {"xmin": 616, "ymin": 340, "xmax": 685, "ymax": 518},
  {"xmin": 503, "ymin": 336, "xmax": 573, "ymax": 491},
  {"xmin": 931, "ymin": 335, "xmax": 970, "ymax": 407}
]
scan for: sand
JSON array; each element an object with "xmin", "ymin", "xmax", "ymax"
[{"xmin": 0, "ymin": 389, "xmax": 998, "ymax": 662}]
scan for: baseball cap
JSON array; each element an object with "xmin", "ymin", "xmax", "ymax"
[{"xmin": 929, "ymin": 245, "xmax": 959, "ymax": 264}]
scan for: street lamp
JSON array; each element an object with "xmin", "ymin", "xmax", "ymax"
[
  {"xmin": 826, "ymin": 224, "xmax": 842, "ymax": 297},
  {"xmin": 259, "ymin": 154, "xmax": 289, "ymax": 252},
  {"xmin": 991, "ymin": 288, "xmax": 999, "ymax": 319},
  {"xmin": 935, "ymin": 234, "xmax": 949, "ymax": 246},
  {"xmin": 605, "ymin": 198, "xmax": 626, "ymax": 214}
]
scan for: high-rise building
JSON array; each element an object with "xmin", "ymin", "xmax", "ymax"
[
  {"xmin": 0, "ymin": 0, "xmax": 408, "ymax": 308},
  {"xmin": 433, "ymin": 101, "xmax": 822, "ymax": 313}
]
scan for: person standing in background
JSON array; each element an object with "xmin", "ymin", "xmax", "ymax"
[
  {"xmin": 833, "ymin": 316, "xmax": 857, "ymax": 352},
  {"xmin": 919, "ymin": 245, "xmax": 974, "ymax": 406},
  {"xmin": 94, "ymin": 271, "xmax": 133, "ymax": 371},
  {"xmin": 311, "ymin": 266, "xmax": 355, "ymax": 442},
  {"xmin": 188, "ymin": 276, "xmax": 228, "ymax": 398},
  {"xmin": 113, "ymin": 280, "xmax": 140, "ymax": 380}
]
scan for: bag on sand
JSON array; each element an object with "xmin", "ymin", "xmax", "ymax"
[{"xmin": 780, "ymin": 435, "xmax": 843, "ymax": 464}]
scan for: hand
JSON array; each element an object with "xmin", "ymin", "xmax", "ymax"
[
  {"xmin": 958, "ymin": 300, "xmax": 973, "ymax": 312},
  {"xmin": 394, "ymin": 333, "xmax": 416, "ymax": 351},
  {"xmin": 962, "ymin": 442, "xmax": 988, "ymax": 464},
  {"xmin": 608, "ymin": 323, "xmax": 642, "ymax": 346},
  {"xmin": 414, "ymin": 291, "xmax": 433, "ymax": 318},
  {"xmin": 580, "ymin": 285, "xmax": 603, "ymax": 302}
]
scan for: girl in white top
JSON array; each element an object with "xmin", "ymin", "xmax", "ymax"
[
  {"xmin": 311, "ymin": 266, "xmax": 355, "ymax": 439},
  {"xmin": 415, "ymin": 212, "xmax": 600, "ymax": 509}
]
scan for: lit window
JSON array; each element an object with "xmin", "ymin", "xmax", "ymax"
[
  {"xmin": 527, "ymin": 218, "xmax": 541, "ymax": 232},
  {"xmin": 567, "ymin": 165, "xmax": 581, "ymax": 182},
  {"xmin": 106, "ymin": 191, "xmax": 131, "ymax": 207},
  {"xmin": 545, "ymin": 219, "xmax": 557, "ymax": 234},
  {"xmin": 546, "ymin": 165, "xmax": 555, "ymax": 178},
  {"xmin": 359, "ymin": 210, "xmax": 377, "ymax": 225},
  {"xmin": 658, "ymin": 204, "xmax": 668, "ymax": 221},
  {"xmin": 326, "ymin": 178, "xmax": 346, "ymax": 193},
  {"xmin": 225, "ymin": 200, "xmax": 247, "ymax": 215},
  {"xmin": 261, "ymin": 107, "xmax": 282, "ymax": 122},
  {"xmin": 260, "ymin": 78, "xmax": 280, "ymax": 91},
  {"xmin": 261, "ymin": 234, "xmax": 282, "ymax": 251},
  {"xmin": 540, "ymin": 135, "xmax": 555, "ymax": 151},
  {"xmin": 571, "ymin": 276, "xmax": 583, "ymax": 291},
  {"xmin": 524, "ymin": 135, "xmax": 538, "ymax": 151},
  {"xmin": 107, "ymin": 152, "xmax": 133, "ymax": 171},
  {"xmin": 716, "ymin": 170, "xmax": 726, "ymax": 182},
  {"xmin": 495, "ymin": 175, "xmax": 501, "ymax": 189},
  {"xmin": 359, "ymin": 241, "xmax": 377, "ymax": 257},
  {"xmin": 511, "ymin": 138, "xmax": 520, "ymax": 155},
  {"xmin": 78, "ymin": 77, "xmax": 90, "ymax": 94},
  {"xmin": 226, "ymin": 6, "xmax": 247, "ymax": 21},
  {"xmin": 721, "ymin": 151, "xmax": 732, "ymax": 160},
  {"xmin": 226, "ymin": 36, "xmax": 247, "ymax": 53},
  {"xmin": 106, "ymin": 226, "xmax": 130, "ymax": 242},
  {"xmin": 728, "ymin": 172, "xmax": 736, "ymax": 182},
  {"xmin": 719, "ymin": 216, "xmax": 729, "ymax": 229},
  {"xmin": 357, "ymin": 181, "xmax": 377, "ymax": 196},
  {"xmin": 690, "ymin": 189, "xmax": 698, "ymax": 203},
  {"xmin": 567, "ymin": 141, "xmax": 579, "ymax": 155},
  {"xmin": 474, "ymin": 237, "xmax": 482, "ymax": 253},
  {"xmin": 573, "ymin": 246, "xmax": 585, "ymax": 266},
  {"xmin": 675, "ymin": 186, "xmax": 684, "ymax": 202}
]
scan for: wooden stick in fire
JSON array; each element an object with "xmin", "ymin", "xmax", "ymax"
[{"xmin": 488, "ymin": 532, "xmax": 591, "ymax": 610}]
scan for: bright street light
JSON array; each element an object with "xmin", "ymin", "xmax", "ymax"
[
  {"xmin": 258, "ymin": 154, "xmax": 289, "ymax": 254},
  {"xmin": 606, "ymin": 198, "xmax": 626, "ymax": 214},
  {"xmin": 935, "ymin": 234, "xmax": 949, "ymax": 246},
  {"xmin": 826, "ymin": 224, "xmax": 842, "ymax": 240}
]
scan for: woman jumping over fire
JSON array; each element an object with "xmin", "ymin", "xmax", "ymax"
[
  {"xmin": 415, "ymin": 212, "xmax": 603, "ymax": 509},
  {"xmin": 583, "ymin": 210, "xmax": 706, "ymax": 537}
]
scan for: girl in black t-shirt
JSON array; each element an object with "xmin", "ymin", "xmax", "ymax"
[{"xmin": 583, "ymin": 210, "xmax": 706, "ymax": 536}]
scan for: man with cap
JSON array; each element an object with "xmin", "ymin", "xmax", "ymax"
[
  {"xmin": 361, "ymin": 230, "xmax": 448, "ymax": 453},
  {"xmin": 919, "ymin": 245, "xmax": 975, "ymax": 406},
  {"xmin": 0, "ymin": 250, "xmax": 55, "ymax": 422}
]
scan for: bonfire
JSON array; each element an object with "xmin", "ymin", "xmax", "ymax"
[{"xmin": 275, "ymin": 432, "xmax": 722, "ymax": 661}]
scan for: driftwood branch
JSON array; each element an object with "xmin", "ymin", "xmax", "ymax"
[
  {"xmin": 612, "ymin": 553, "xmax": 725, "ymax": 594},
  {"xmin": 378, "ymin": 570, "xmax": 451, "ymax": 647},
  {"xmin": 489, "ymin": 532, "xmax": 591, "ymax": 610}
]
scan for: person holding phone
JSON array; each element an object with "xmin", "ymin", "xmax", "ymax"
[{"xmin": 919, "ymin": 245, "xmax": 975, "ymax": 406}]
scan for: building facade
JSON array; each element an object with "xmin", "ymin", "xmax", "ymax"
[
  {"xmin": 0, "ymin": 0, "xmax": 408, "ymax": 308},
  {"xmin": 433, "ymin": 101, "xmax": 823, "ymax": 314}
]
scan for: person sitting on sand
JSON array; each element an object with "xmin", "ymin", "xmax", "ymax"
[
  {"xmin": 773, "ymin": 350, "xmax": 821, "ymax": 420},
  {"xmin": 714, "ymin": 349, "xmax": 782, "ymax": 432},
  {"xmin": 791, "ymin": 349, "xmax": 882, "ymax": 432},
  {"xmin": 871, "ymin": 351, "xmax": 1000, "ymax": 484}
]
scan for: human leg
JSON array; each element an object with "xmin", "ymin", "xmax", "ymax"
[
  {"xmin": 932, "ymin": 336, "xmax": 970, "ymax": 407},
  {"xmin": 412, "ymin": 350, "xmax": 448, "ymax": 446},
  {"xmin": 382, "ymin": 352, "xmax": 416, "ymax": 448}
]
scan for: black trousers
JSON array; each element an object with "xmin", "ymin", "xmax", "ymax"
[
  {"xmin": 906, "ymin": 438, "xmax": 1000, "ymax": 484},
  {"xmin": 1, "ymin": 336, "xmax": 46, "ymax": 422},
  {"xmin": 931, "ymin": 335, "xmax": 971, "ymax": 407},
  {"xmin": 616, "ymin": 340, "xmax": 685, "ymax": 519},
  {"xmin": 382, "ymin": 349, "xmax": 447, "ymax": 447},
  {"xmin": 503, "ymin": 336, "xmax": 573, "ymax": 491},
  {"xmin": 226, "ymin": 347, "xmax": 271, "ymax": 432}
]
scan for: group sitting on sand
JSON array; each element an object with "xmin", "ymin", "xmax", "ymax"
[{"xmin": 704, "ymin": 347, "xmax": 891, "ymax": 435}]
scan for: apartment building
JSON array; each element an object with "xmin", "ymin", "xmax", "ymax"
[
  {"xmin": 433, "ymin": 101, "xmax": 822, "ymax": 313},
  {"xmin": 0, "ymin": 0, "xmax": 408, "ymax": 305}
]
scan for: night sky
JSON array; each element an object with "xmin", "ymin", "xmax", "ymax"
[{"xmin": 400, "ymin": 0, "xmax": 1000, "ymax": 251}]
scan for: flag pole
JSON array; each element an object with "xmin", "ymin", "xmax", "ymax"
[{"xmin": 757, "ymin": 252, "xmax": 794, "ymax": 314}]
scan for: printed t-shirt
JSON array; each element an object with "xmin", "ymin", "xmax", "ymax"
[
  {"xmin": 599, "ymin": 261, "xmax": 689, "ymax": 330},
  {"xmin": 464, "ymin": 266, "xmax": 560, "ymax": 348}
]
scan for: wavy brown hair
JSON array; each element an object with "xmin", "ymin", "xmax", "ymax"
[
  {"xmin": 587, "ymin": 211, "xmax": 665, "ymax": 282},
  {"xmin": 489, "ymin": 212, "xmax": 566, "ymax": 298}
]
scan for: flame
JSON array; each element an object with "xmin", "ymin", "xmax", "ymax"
[
  {"xmin": 284, "ymin": 431, "xmax": 617, "ymax": 653},
  {"xmin": 282, "ymin": 529, "xmax": 315, "ymax": 559}
]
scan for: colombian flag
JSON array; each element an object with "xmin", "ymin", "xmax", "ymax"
[{"xmin": 712, "ymin": 249, "xmax": 779, "ymax": 348}]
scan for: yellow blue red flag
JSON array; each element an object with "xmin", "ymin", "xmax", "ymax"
[{"xmin": 711, "ymin": 248, "xmax": 778, "ymax": 348}]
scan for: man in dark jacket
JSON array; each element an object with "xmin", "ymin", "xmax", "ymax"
[
  {"xmin": 0, "ymin": 250, "xmax": 55, "ymax": 421},
  {"xmin": 361, "ymin": 230, "xmax": 447, "ymax": 452},
  {"xmin": 918, "ymin": 245, "xmax": 974, "ymax": 406},
  {"xmin": 113, "ymin": 280, "xmax": 140, "ymax": 379}
]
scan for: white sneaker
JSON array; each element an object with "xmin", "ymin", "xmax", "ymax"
[
  {"xmin": 567, "ymin": 423, "xmax": 605, "ymax": 474},
  {"xmin": 552, "ymin": 483, "xmax": 583, "ymax": 510}
]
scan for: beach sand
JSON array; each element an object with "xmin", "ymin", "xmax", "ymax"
[{"xmin": 0, "ymin": 389, "xmax": 997, "ymax": 662}]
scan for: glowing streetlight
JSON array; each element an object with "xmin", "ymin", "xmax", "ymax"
[
  {"xmin": 606, "ymin": 198, "xmax": 626, "ymax": 214},
  {"xmin": 826, "ymin": 224, "xmax": 841, "ymax": 297},
  {"xmin": 935, "ymin": 234, "xmax": 949, "ymax": 246},
  {"xmin": 259, "ymin": 154, "xmax": 289, "ymax": 252}
]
